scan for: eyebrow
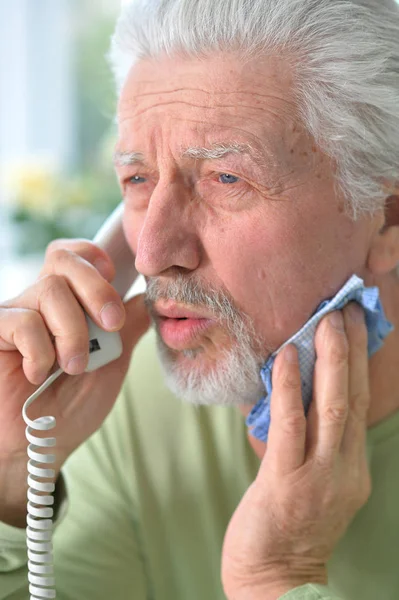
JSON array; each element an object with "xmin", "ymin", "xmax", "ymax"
[
  {"xmin": 113, "ymin": 142, "xmax": 267, "ymax": 168},
  {"xmin": 113, "ymin": 150, "xmax": 145, "ymax": 166},
  {"xmin": 181, "ymin": 142, "xmax": 256, "ymax": 161}
]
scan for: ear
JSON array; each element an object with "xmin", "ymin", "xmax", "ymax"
[{"xmin": 367, "ymin": 191, "xmax": 399, "ymax": 275}]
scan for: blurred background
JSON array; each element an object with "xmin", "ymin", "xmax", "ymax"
[{"xmin": 0, "ymin": 0, "xmax": 130, "ymax": 300}]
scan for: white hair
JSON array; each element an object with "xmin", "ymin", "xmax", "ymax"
[{"xmin": 108, "ymin": 0, "xmax": 399, "ymax": 223}]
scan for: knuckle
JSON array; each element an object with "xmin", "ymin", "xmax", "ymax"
[
  {"xmin": 46, "ymin": 239, "xmax": 103, "ymax": 265},
  {"xmin": 49, "ymin": 247, "xmax": 74, "ymax": 265},
  {"xmin": 45, "ymin": 239, "xmax": 64, "ymax": 257},
  {"xmin": 328, "ymin": 335, "xmax": 349, "ymax": 365},
  {"xmin": 26, "ymin": 352, "xmax": 55, "ymax": 376},
  {"xmin": 13, "ymin": 309, "xmax": 43, "ymax": 341},
  {"xmin": 350, "ymin": 391, "xmax": 370, "ymax": 420},
  {"xmin": 53, "ymin": 315, "xmax": 88, "ymax": 345},
  {"xmin": 280, "ymin": 411, "xmax": 306, "ymax": 435},
  {"xmin": 323, "ymin": 400, "xmax": 348, "ymax": 423},
  {"xmin": 65, "ymin": 332, "xmax": 89, "ymax": 356},
  {"xmin": 40, "ymin": 273, "xmax": 69, "ymax": 298},
  {"xmin": 313, "ymin": 453, "xmax": 332, "ymax": 473},
  {"xmin": 13, "ymin": 309, "xmax": 55, "ymax": 363},
  {"xmin": 319, "ymin": 485, "xmax": 336, "ymax": 508},
  {"xmin": 281, "ymin": 370, "xmax": 301, "ymax": 390}
]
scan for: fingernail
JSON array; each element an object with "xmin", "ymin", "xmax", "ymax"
[
  {"xmin": 67, "ymin": 353, "xmax": 88, "ymax": 374},
  {"xmin": 347, "ymin": 303, "xmax": 364, "ymax": 324},
  {"xmin": 284, "ymin": 345, "xmax": 298, "ymax": 363},
  {"xmin": 329, "ymin": 311, "xmax": 344, "ymax": 331},
  {"xmin": 100, "ymin": 302, "xmax": 124, "ymax": 330}
]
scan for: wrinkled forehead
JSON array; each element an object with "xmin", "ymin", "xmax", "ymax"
[
  {"xmin": 117, "ymin": 51, "xmax": 298, "ymax": 125},
  {"xmin": 115, "ymin": 52, "xmax": 320, "ymax": 176}
]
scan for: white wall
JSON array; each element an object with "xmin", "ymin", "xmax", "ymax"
[
  {"xmin": 0, "ymin": 0, "xmax": 75, "ymax": 172},
  {"xmin": 0, "ymin": 0, "xmax": 75, "ymax": 300}
]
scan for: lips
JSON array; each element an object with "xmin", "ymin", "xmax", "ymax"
[
  {"xmin": 154, "ymin": 302, "xmax": 216, "ymax": 350},
  {"xmin": 154, "ymin": 302, "xmax": 214, "ymax": 320}
]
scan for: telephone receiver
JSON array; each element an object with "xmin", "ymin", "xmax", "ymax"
[{"xmin": 84, "ymin": 202, "xmax": 139, "ymax": 372}]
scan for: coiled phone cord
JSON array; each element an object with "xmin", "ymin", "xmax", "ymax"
[
  {"xmin": 17, "ymin": 202, "xmax": 132, "ymax": 599},
  {"xmin": 22, "ymin": 367, "xmax": 64, "ymax": 600}
]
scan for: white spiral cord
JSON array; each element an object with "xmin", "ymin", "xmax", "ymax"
[{"xmin": 22, "ymin": 367, "xmax": 64, "ymax": 600}]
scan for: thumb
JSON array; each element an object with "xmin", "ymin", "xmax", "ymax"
[{"xmin": 119, "ymin": 293, "xmax": 151, "ymax": 351}]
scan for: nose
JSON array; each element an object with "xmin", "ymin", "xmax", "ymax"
[{"xmin": 134, "ymin": 181, "xmax": 202, "ymax": 277}]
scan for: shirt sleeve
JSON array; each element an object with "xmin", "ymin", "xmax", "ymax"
[
  {"xmin": 279, "ymin": 584, "xmax": 345, "ymax": 599},
  {"xmin": 0, "ymin": 393, "xmax": 149, "ymax": 600}
]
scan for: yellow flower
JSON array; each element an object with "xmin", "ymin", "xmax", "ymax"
[
  {"xmin": 65, "ymin": 179, "xmax": 90, "ymax": 208},
  {"xmin": 5, "ymin": 161, "xmax": 58, "ymax": 216}
]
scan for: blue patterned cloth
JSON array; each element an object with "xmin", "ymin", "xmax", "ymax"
[{"xmin": 246, "ymin": 275, "xmax": 394, "ymax": 443}]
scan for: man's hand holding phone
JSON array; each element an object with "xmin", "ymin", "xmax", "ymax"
[
  {"xmin": 222, "ymin": 303, "xmax": 371, "ymax": 600},
  {"xmin": 0, "ymin": 238, "xmax": 150, "ymax": 528}
]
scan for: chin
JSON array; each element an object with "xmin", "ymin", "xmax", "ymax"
[
  {"xmin": 163, "ymin": 339, "xmax": 229, "ymax": 374},
  {"xmin": 154, "ymin": 330, "xmax": 265, "ymax": 408}
]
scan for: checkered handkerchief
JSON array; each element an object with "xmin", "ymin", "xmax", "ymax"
[{"xmin": 246, "ymin": 275, "xmax": 394, "ymax": 443}]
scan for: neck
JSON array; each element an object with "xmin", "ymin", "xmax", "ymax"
[{"xmin": 365, "ymin": 270, "xmax": 399, "ymax": 428}]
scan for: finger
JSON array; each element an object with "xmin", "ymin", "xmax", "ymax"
[
  {"xmin": 263, "ymin": 344, "xmax": 307, "ymax": 475},
  {"xmin": 311, "ymin": 311, "xmax": 349, "ymax": 463},
  {"xmin": 10, "ymin": 275, "xmax": 90, "ymax": 376},
  {"xmin": 341, "ymin": 302, "xmax": 370, "ymax": 456},
  {"xmin": 119, "ymin": 293, "xmax": 151, "ymax": 352},
  {"xmin": 38, "ymin": 248, "xmax": 125, "ymax": 332},
  {"xmin": 0, "ymin": 307, "xmax": 56, "ymax": 385},
  {"xmin": 44, "ymin": 239, "xmax": 116, "ymax": 282}
]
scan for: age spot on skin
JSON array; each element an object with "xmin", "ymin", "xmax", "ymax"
[{"xmin": 257, "ymin": 268, "xmax": 267, "ymax": 280}]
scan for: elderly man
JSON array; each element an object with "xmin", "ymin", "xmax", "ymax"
[{"xmin": 1, "ymin": 0, "xmax": 399, "ymax": 598}]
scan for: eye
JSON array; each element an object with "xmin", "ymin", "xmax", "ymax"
[
  {"xmin": 219, "ymin": 173, "xmax": 240, "ymax": 184},
  {"xmin": 128, "ymin": 175, "xmax": 147, "ymax": 184}
]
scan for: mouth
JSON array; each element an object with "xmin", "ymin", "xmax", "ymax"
[{"xmin": 154, "ymin": 302, "xmax": 217, "ymax": 350}]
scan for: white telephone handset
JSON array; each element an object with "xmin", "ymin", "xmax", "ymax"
[
  {"xmin": 85, "ymin": 202, "xmax": 138, "ymax": 371},
  {"xmin": 22, "ymin": 202, "xmax": 138, "ymax": 599}
]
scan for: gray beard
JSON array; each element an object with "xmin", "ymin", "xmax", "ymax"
[
  {"xmin": 144, "ymin": 273, "xmax": 268, "ymax": 407},
  {"xmin": 154, "ymin": 329, "xmax": 266, "ymax": 407}
]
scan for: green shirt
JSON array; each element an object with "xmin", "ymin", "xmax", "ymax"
[{"xmin": 1, "ymin": 329, "xmax": 399, "ymax": 599}]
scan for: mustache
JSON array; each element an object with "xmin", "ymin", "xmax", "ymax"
[
  {"xmin": 144, "ymin": 273, "xmax": 257, "ymax": 342},
  {"xmin": 144, "ymin": 274, "xmax": 239, "ymax": 321},
  {"xmin": 144, "ymin": 274, "xmax": 272, "ymax": 359}
]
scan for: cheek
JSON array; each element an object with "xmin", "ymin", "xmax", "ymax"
[
  {"xmin": 205, "ymin": 210, "xmax": 354, "ymax": 350},
  {"xmin": 204, "ymin": 215, "xmax": 301, "ymax": 346}
]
